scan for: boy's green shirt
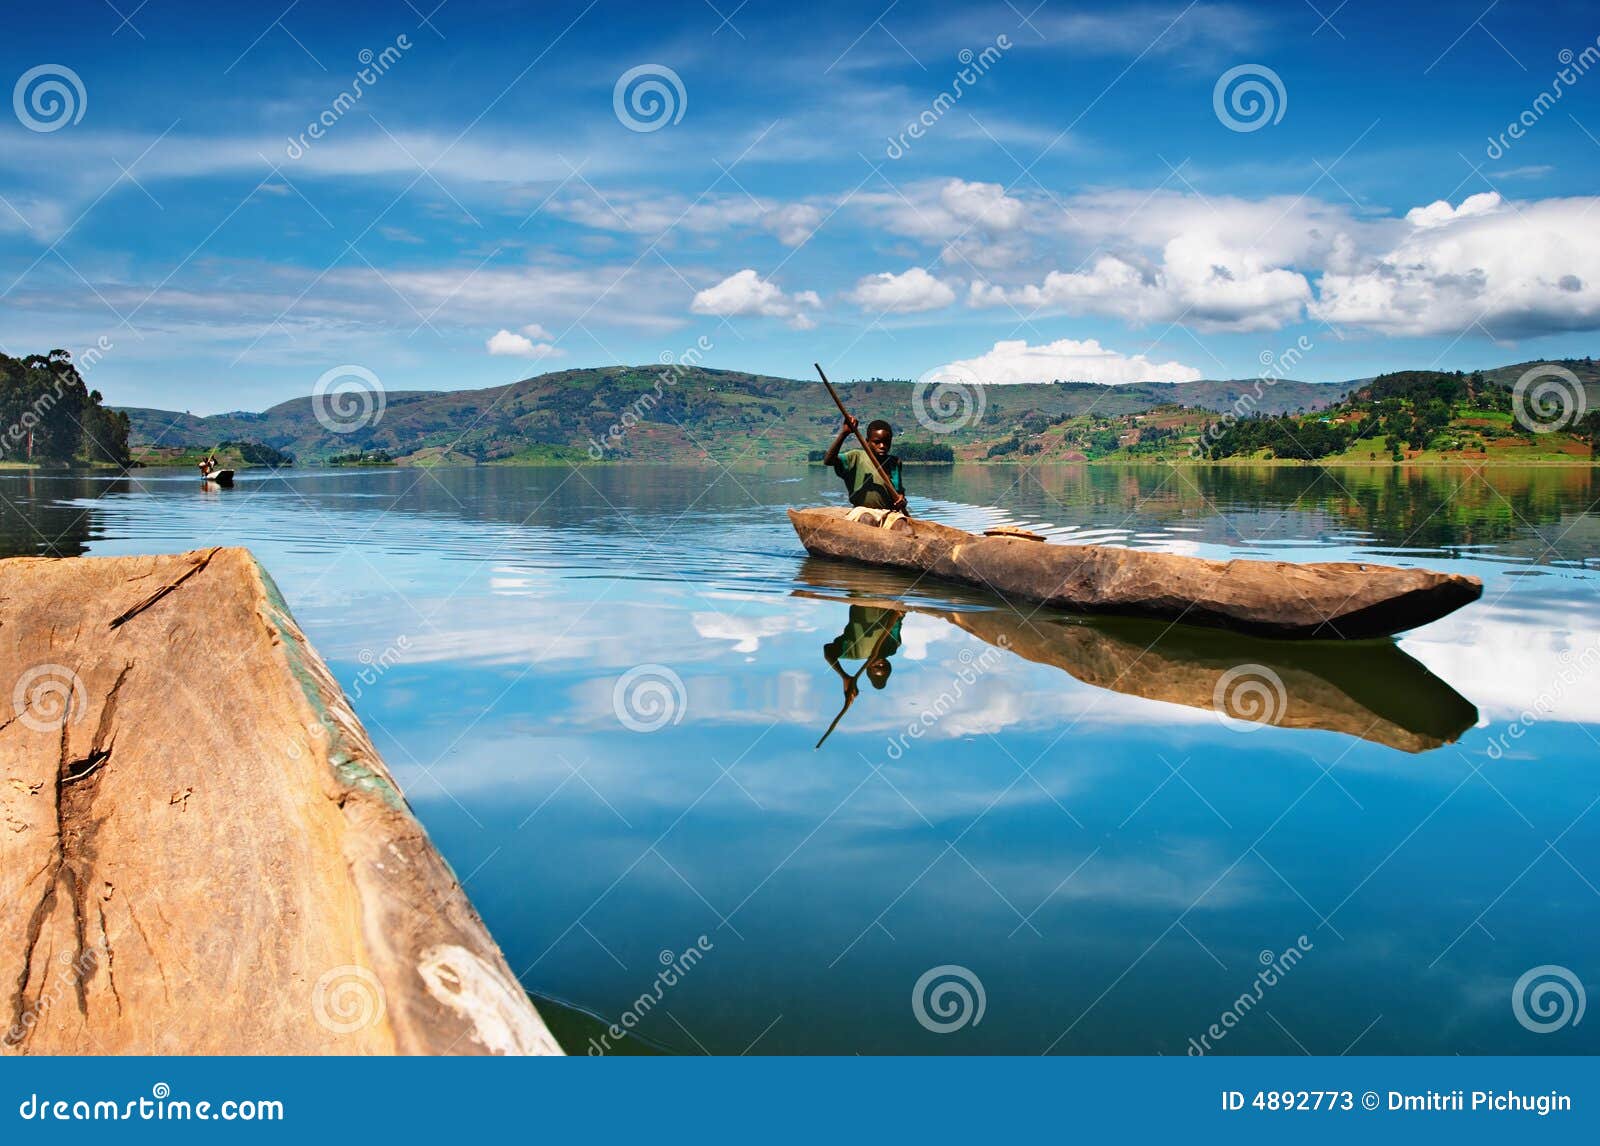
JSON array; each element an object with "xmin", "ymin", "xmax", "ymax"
[
  {"xmin": 835, "ymin": 605, "xmax": 903, "ymax": 660},
  {"xmin": 831, "ymin": 448, "xmax": 904, "ymax": 509}
]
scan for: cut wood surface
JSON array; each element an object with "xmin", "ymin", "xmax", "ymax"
[
  {"xmin": 0, "ymin": 547, "xmax": 561, "ymax": 1056},
  {"xmin": 789, "ymin": 506, "xmax": 1484, "ymax": 639}
]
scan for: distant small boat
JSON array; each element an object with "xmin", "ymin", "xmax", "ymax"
[
  {"xmin": 788, "ymin": 506, "xmax": 1482, "ymax": 640},
  {"xmin": 200, "ymin": 469, "xmax": 235, "ymax": 486}
]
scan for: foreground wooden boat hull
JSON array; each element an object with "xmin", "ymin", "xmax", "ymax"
[
  {"xmin": 0, "ymin": 548, "xmax": 560, "ymax": 1055},
  {"xmin": 788, "ymin": 507, "xmax": 1482, "ymax": 640}
]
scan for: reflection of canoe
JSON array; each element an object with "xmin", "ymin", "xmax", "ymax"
[
  {"xmin": 794, "ymin": 559, "xmax": 1479, "ymax": 754},
  {"xmin": 788, "ymin": 506, "xmax": 1482, "ymax": 640},
  {"xmin": 201, "ymin": 469, "xmax": 235, "ymax": 486}
]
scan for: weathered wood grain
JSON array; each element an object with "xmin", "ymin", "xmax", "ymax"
[
  {"xmin": 789, "ymin": 507, "xmax": 1483, "ymax": 639},
  {"xmin": 0, "ymin": 547, "xmax": 561, "ymax": 1056}
]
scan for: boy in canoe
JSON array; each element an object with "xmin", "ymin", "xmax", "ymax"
[{"xmin": 823, "ymin": 415, "xmax": 907, "ymax": 519}]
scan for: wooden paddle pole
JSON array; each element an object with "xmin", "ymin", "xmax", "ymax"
[{"xmin": 814, "ymin": 363, "xmax": 911, "ymax": 522}]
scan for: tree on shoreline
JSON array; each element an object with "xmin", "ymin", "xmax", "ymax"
[{"xmin": 0, "ymin": 350, "xmax": 130, "ymax": 466}]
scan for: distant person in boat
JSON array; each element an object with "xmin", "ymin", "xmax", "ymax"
[
  {"xmin": 823, "ymin": 415, "xmax": 907, "ymax": 519},
  {"xmin": 198, "ymin": 454, "xmax": 217, "ymax": 477}
]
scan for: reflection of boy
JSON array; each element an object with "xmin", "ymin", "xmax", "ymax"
[{"xmin": 823, "ymin": 605, "xmax": 903, "ymax": 696}]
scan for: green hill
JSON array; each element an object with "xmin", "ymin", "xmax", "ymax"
[
  {"xmin": 118, "ymin": 367, "xmax": 1350, "ymax": 466},
  {"xmin": 1188, "ymin": 361, "xmax": 1600, "ymax": 465},
  {"xmin": 114, "ymin": 358, "xmax": 1600, "ymax": 467}
]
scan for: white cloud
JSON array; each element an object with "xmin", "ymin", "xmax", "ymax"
[
  {"xmin": 550, "ymin": 189, "xmax": 769, "ymax": 236},
  {"xmin": 971, "ymin": 238, "xmax": 1312, "ymax": 333},
  {"xmin": 549, "ymin": 191, "xmax": 823, "ymax": 247},
  {"xmin": 847, "ymin": 267, "xmax": 956, "ymax": 314},
  {"xmin": 938, "ymin": 179, "xmax": 1027, "ymax": 232},
  {"xmin": 323, "ymin": 262, "xmax": 687, "ymax": 333},
  {"xmin": 762, "ymin": 203, "xmax": 823, "ymax": 246},
  {"xmin": 1312, "ymin": 193, "xmax": 1600, "ymax": 337},
  {"xmin": 1405, "ymin": 191, "xmax": 1501, "ymax": 229},
  {"xmin": 0, "ymin": 128, "xmax": 634, "ymax": 202},
  {"xmin": 940, "ymin": 186, "xmax": 1600, "ymax": 338},
  {"xmin": 0, "ymin": 193, "xmax": 71, "ymax": 242},
  {"xmin": 1028, "ymin": 3, "xmax": 1268, "ymax": 59},
  {"xmin": 860, "ymin": 179, "xmax": 1027, "ymax": 243},
  {"xmin": 957, "ymin": 188, "xmax": 1340, "ymax": 331},
  {"xmin": 852, "ymin": 178, "xmax": 1034, "ymax": 272},
  {"xmin": 690, "ymin": 269, "xmax": 821, "ymax": 328},
  {"xmin": 519, "ymin": 322, "xmax": 555, "ymax": 340},
  {"xmin": 936, "ymin": 338, "xmax": 1203, "ymax": 385},
  {"xmin": 1402, "ymin": 609, "xmax": 1600, "ymax": 726},
  {"xmin": 486, "ymin": 329, "xmax": 563, "ymax": 358}
]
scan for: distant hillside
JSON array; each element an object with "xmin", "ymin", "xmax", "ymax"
[
  {"xmin": 116, "ymin": 358, "xmax": 1598, "ymax": 466},
  {"xmin": 118, "ymin": 368, "xmax": 1349, "ymax": 465},
  {"xmin": 1106, "ymin": 361, "xmax": 1600, "ymax": 466}
]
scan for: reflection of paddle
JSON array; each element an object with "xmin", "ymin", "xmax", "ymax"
[
  {"xmin": 815, "ymin": 612, "xmax": 901, "ymax": 749},
  {"xmin": 814, "ymin": 362, "xmax": 914, "ymax": 531}
]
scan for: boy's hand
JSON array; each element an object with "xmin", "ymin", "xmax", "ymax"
[
  {"xmin": 892, "ymin": 494, "xmax": 908, "ymax": 513},
  {"xmin": 841, "ymin": 415, "xmax": 858, "ymax": 434}
]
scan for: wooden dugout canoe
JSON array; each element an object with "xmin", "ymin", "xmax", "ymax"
[{"xmin": 787, "ymin": 506, "xmax": 1483, "ymax": 640}]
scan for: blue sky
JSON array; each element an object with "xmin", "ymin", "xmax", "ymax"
[{"xmin": 2, "ymin": 0, "xmax": 1598, "ymax": 412}]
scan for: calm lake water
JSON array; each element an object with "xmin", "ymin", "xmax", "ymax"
[{"xmin": 2, "ymin": 463, "xmax": 1597, "ymax": 1054}]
